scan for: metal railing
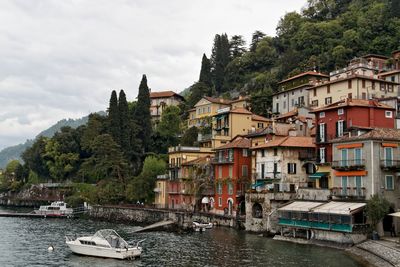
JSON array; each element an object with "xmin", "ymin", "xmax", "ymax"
[
  {"xmin": 212, "ymin": 157, "xmax": 234, "ymax": 164},
  {"xmin": 298, "ymin": 151, "xmax": 317, "ymax": 161},
  {"xmin": 330, "ymin": 187, "xmax": 366, "ymax": 198},
  {"xmin": 380, "ymin": 160, "xmax": 400, "ymax": 169},
  {"xmin": 331, "ymin": 159, "xmax": 366, "ymax": 170}
]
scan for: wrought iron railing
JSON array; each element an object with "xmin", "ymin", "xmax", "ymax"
[{"xmin": 331, "ymin": 159, "xmax": 365, "ymax": 170}]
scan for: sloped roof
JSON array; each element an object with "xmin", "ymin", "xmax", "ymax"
[
  {"xmin": 379, "ymin": 69, "xmax": 400, "ymax": 77},
  {"xmin": 333, "ymin": 128, "xmax": 400, "ymax": 143},
  {"xmin": 215, "ymin": 136, "xmax": 251, "ymax": 150},
  {"xmin": 203, "ymin": 96, "xmax": 232, "ymax": 104},
  {"xmin": 182, "ymin": 156, "xmax": 212, "ymax": 166},
  {"xmin": 310, "ymin": 99, "xmax": 394, "ymax": 113},
  {"xmin": 252, "ymin": 136, "xmax": 315, "ymax": 149},
  {"xmin": 278, "ymin": 71, "xmax": 328, "ymax": 84},
  {"xmin": 312, "ymin": 201, "xmax": 366, "ymax": 215},
  {"xmin": 252, "ymin": 114, "xmax": 271, "ymax": 122},
  {"xmin": 230, "ymin": 107, "xmax": 252, "ymax": 115},
  {"xmin": 276, "ymin": 109, "xmax": 298, "ymax": 120},
  {"xmin": 150, "ymin": 91, "xmax": 184, "ymax": 99},
  {"xmin": 230, "ymin": 96, "xmax": 249, "ymax": 103},
  {"xmin": 278, "ymin": 201, "xmax": 324, "ymax": 212}
]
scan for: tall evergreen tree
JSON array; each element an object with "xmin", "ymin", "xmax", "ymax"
[
  {"xmin": 134, "ymin": 75, "xmax": 152, "ymax": 153},
  {"xmin": 211, "ymin": 33, "xmax": 231, "ymax": 94},
  {"xmin": 250, "ymin": 30, "xmax": 266, "ymax": 52},
  {"xmin": 230, "ymin": 35, "xmax": 247, "ymax": 58},
  {"xmin": 199, "ymin": 53, "xmax": 212, "ymax": 89},
  {"xmin": 108, "ymin": 90, "xmax": 120, "ymax": 145},
  {"xmin": 118, "ymin": 90, "xmax": 130, "ymax": 155}
]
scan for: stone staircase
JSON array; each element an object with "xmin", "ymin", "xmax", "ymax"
[{"xmin": 347, "ymin": 240, "xmax": 400, "ymax": 267}]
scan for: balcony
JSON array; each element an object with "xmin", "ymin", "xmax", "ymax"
[
  {"xmin": 298, "ymin": 151, "xmax": 317, "ymax": 161},
  {"xmin": 331, "ymin": 159, "xmax": 366, "ymax": 170},
  {"xmin": 380, "ymin": 160, "xmax": 400, "ymax": 171},
  {"xmin": 330, "ymin": 187, "xmax": 366, "ymax": 199},
  {"xmin": 197, "ymin": 133, "xmax": 212, "ymax": 142},
  {"xmin": 168, "ymin": 164, "xmax": 180, "ymax": 169},
  {"xmin": 212, "ymin": 157, "xmax": 234, "ymax": 164},
  {"xmin": 157, "ymin": 174, "xmax": 169, "ymax": 179},
  {"xmin": 154, "ymin": 187, "xmax": 162, "ymax": 193}
]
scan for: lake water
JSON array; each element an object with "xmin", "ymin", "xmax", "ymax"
[{"xmin": 0, "ymin": 207, "xmax": 364, "ymax": 267}]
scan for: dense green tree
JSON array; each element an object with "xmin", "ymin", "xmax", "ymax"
[
  {"xmin": 230, "ymin": 35, "xmax": 247, "ymax": 58},
  {"xmin": 81, "ymin": 113, "xmax": 107, "ymax": 152},
  {"xmin": 134, "ymin": 75, "xmax": 152, "ymax": 153},
  {"xmin": 108, "ymin": 90, "xmax": 120, "ymax": 145},
  {"xmin": 21, "ymin": 136, "xmax": 50, "ymax": 179},
  {"xmin": 186, "ymin": 82, "xmax": 210, "ymax": 108},
  {"xmin": 126, "ymin": 156, "xmax": 166, "ymax": 203},
  {"xmin": 118, "ymin": 90, "xmax": 130, "ymax": 154},
  {"xmin": 250, "ymin": 88, "xmax": 274, "ymax": 117},
  {"xmin": 211, "ymin": 33, "xmax": 231, "ymax": 93},
  {"xmin": 250, "ymin": 30, "xmax": 266, "ymax": 52},
  {"xmin": 180, "ymin": 126, "xmax": 199, "ymax": 146},
  {"xmin": 199, "ymin": 54, "xmax": 212, "ymax": 89},
  {"xmin": 366, "ymin": 194, "xmax": 391, "ymax": 231}
]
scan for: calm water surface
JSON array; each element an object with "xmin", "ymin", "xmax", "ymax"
[{"xmin": 0, "ymin": 207, "xmax": 363, "ymax": 267}]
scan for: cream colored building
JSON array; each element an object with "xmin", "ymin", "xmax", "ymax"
[
  {"xmin": 154, "ymin": 174, "xmax": 169, "ymax": 208},
  {"xmin": 188, "ymin": 97, "xmax": 231, "ymax": 128},
  {"xmin": 308, "ymin": 57, "xmax": 400, "ymax": 108},
  {"xmin": 150, "ymin": 91, "xmax": 185, "ymax": 123}
]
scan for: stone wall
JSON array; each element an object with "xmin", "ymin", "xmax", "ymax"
[{"xmin": 89, "ymin": 205, "xmax": 237, "ymax": 230}]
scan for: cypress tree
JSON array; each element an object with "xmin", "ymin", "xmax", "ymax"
[
  {"xmin": 199, "ymin": 53, "xmax": 212, "ymax": 89},
  {"xmin": 211, "ymin": 33, "xmax": 231, "ymax": 94},
  {"xmin": 118, "ymin": 90, "xmax": 130, "ymax": 155},
  {"xmin": 108, "ymin": 90, "xmax": 120, "ymax": 145},
  {"xmin": 134, "ymin": 74, "xmax": 152, "ymax": 153}
]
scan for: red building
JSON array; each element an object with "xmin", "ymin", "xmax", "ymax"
[
  {"xmin": 310, "ymin": 99, "xmax": 395, "ymax": 164},
  {"xmin": 212, "ymin": 136, "xmax": 251, "ymax": 216}
]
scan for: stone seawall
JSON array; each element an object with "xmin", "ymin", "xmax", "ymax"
[{"xmin": 89, "ymin": 205, "xmax": 238, "ymax": 230}]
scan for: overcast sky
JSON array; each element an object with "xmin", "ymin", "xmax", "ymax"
[{"xmin": 0, "ymin": 0, "xmax": 305, "ymax": 150}]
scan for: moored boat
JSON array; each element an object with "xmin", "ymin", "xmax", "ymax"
[
  {"xmin": 65, "ymin": 229, "xmax": 144, "ymax": 260},
  {"xmin": 34, "ymin": 201, "xmax": 73, "ymax": 216},
  {"xmin": 193, "ymin": 221, "xmax": 213, "ymax": 231}
]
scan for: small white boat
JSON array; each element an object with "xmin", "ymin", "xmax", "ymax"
[
  {"xmin": 34, "ymin": 201, "xmax": 73, "ymax": 216},
  {"xmin": 65, "ymin": 229, "xmax": 144, "ymax": 260},
  {"xmin": 193, "ymin": 221, "xmax": 213, "ymax": 231}
]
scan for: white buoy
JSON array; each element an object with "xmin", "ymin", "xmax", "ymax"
[{"xmin": 48, "ymin": 245, "xmax": 54, "ymax": 251}]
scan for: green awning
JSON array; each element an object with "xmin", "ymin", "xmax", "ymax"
[
  {"xmin": 252, "ymin": 180, "xmax": 266, "ymax": 189},
  {"xmin": 309, "ymin": 172, "xmax": 329, "ymax": 180}
]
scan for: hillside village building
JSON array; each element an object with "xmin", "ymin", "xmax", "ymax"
[{"xmin": 150, "ymin": 91, "xmax": 185, "ymax": 124}]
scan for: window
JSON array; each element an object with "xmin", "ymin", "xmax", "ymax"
[
  {"xmin": 319, "ymin": 112, "xmax": 325, "ymax": 118},
  {"xmin": 291, "ymin": 99, "xmax": 295, "ymax": 107},
  {"xmin": 391, "ymin": 76, "xmax": 395, "ymax": 82},
  {"xmin": 319, "ymin": 123, "xmax": 326, "ymax": 142},
  {"xmin": 362, "ymin": 92, "xmax": 366, "ymax": 100},
  {"xmin": 274, "ymin": 148, "xmax": 278, "ymax": 156},
  {"xmin": 341, "ymin": 149, "xmax": 348, "ymax": 166},
  {"xmin": 362, "ymin": 79, "xmax": 366, "ymax": 88},
  {"xmin": 384, "ymin": 147, "xmax": 393, "ymax": 166},
  {"xmin": 242, "ymin": 165, "xmax": 248, "ymax": 177},
  {"xmin": 312, "ymin": 100, "xmax": 318, "ymax": 106},
  {"xmin": 218, "ymin": 197, "xmax": 222, "ymax": 207},
  {"xmin": 354, "ymin": 148, "xmax": 362, "ymax": 165},
  {"xmin": 338, "ymin": 108, "xmax": 344, "ymax": 115},
  {"xmin": 243, "ymin": 149, "xmax": 248, "ymax": 157},
  {"xmin": 348, "ymin": 93, "xmax": 352, "ymax": 99},
  {"xmin": 336, "ymin": 120, "xmax": 345, "ymax": 137},
  {"xmin": 228, "ymin": 183, "xmax": 233, "ymax": 195},
  {"xmin": 385, "ymin": 111, "xmax": 393, "ymax": 118},
  {"xmin": 341, "ymin": 176, "xmax": 348, "ymax": 195},
  {"xmin": 388, "ymin": 84, "xmax": 393, "ymax": 92},
  {"xmin": 276, "ymin": 103, "xmax": 279, "ymax": 113},
  {"xmin": 257, "ymin": 122, "xmax": 264, "ymax": 128},
  {"xmin": 261, "ymin": 163, "xmax": 265, "ymax": 179},
  {"xmin": 313, "ymin": 88, "xmax": 317, "ymax": 97},
  {"xmin": 218, "ymin": 166, "xmax": 222, "ymax": 178},
  {"xmin": 325, "ymin": 97, "xmax": 332, "ymax": 105},
  {"xmin": 229, "ymin": 165, "xmax": 233, "ymax": 178},
  {"xmin": 261, "ymin": 150, "xmax": 265, "ymax": 157},
  {"xmin": 319, "ymin": 147, "xmax": 326, "ymax": 163},
  {"xmin": 217, "ymin": 182, "xmax": 222, "ymax": 195},
  {"xmin": 207, "ymin": 106, "xmax": 211, "ymax": 113},
  {"xmin": 380, "ymin": 83, "xmax": 386, "ymax": 91},
  {"xmin": 273, "ymin": 162, "xmax": 278, "ymax": 173},
  {"xmin": 372, "ymin": 81, "xmax": 375, "ymax": 90},
  {"xmin": 386, "ymin": 175, "xmax": 394, "ymax": 190},
  {"xmin": 348, "ymin": 80, "xmax": 352, "ymax": 89},
  {"xmin": 287, "ymin": 163, "xmax": 296, "ymax": 174},
  {"xmin": 327, "ymin": 85, "xmax": 330, "ymax": 94},
  {"xmin": 298, "ymin": 96, "xmax": 305, "ymax": 106},
  {"xmin": 283, "ymin": 101, "xmax": 286, "ymax": 109}
]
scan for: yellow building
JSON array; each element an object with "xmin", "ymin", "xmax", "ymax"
[
  {"xmin": 187, "ymin": 96, "xmax": 231, "ymax": 128},
  {"xmin": 309, "ymin": 57, "xmax": 400, "ymax": 108},
  {"xmin": 154, "ymin": 174, "xmax": 169, "ymax": 208}
]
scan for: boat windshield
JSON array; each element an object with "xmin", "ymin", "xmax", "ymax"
[{"xmin": 93, "ymin": 229, "xmax": 129, "ymax": 249}]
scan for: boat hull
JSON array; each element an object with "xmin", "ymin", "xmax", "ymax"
[{"xmin": 66, "ymin": 241, "xmax": 141, "ymax": 260}]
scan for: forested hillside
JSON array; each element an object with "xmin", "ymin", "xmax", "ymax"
[{"xmin": 185, "ymin": 0, "xmax": 400, "ymax": 116}]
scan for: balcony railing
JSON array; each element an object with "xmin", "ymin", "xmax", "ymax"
[
  {"xmin": 380, "ymin": 160, "xmax": 400, "ymax": 170},
  {"xmin": 298, "ymin": 151, "xmax": 317, "ymax": 161},
  {"xmin": 330, "ymin": 187, "xmax": 366, "ymax": 199},
  {"xmin": 212, "ymin": 157, "xmax": 234, "ymax": 164},
  {"xmin": 197, "ymin": 133, "xmax": 212, "ymax": 142},
  {"xmin": 331, "ymin": 159, "xmax": 366, "ymax": 170}
]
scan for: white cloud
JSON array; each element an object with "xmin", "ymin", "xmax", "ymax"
[{"xmin": 0, "ymin": 0, "xmax": 304, "ymax": 149}]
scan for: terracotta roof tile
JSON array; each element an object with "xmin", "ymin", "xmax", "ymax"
[
  {"xmin": 251, "ymin": 114, "xmax": 271, "ymax": 122},
  {"xmin": 230, "ymin": 107, "xmax": 252, "ymax": 115},
  {"xmin": 252, "ymin": 136, "xmax": 315, "ymax": 149},
  {"xmin": 278, "ymin": 71, "xmax": 328, "ymax": 84},
  {"xmin": 150, "ymin": 91, "xmax": 184, "ymax": 99},
  {"xmin": 310, "ymin": 99, "xmax": 394, "ymax": 113},
  {"xmin": 333, "ymin": 128, "xmax": 400, "ymax": 142},
  {"xmin": 182, "ymin": 156, "xmax": 212, "ymax": 166},
  {"xmin": 215, "ymin": 136, "xmax": 251, "ymax": 150},
  {"xmin": 203, "ymin": 96, "xmax": 232, "ymax": 104}
]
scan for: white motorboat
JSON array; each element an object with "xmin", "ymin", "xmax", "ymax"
[
  {"xmin": 193, "ymin": 221, "xmax": 213, "ymax": 231},
  {"xmin": 34, "ymin": 201, "xmax": 74, "ymax": 216},
  {"xmin": 65, "ymin": 229, "xmax": 144, "ymax": 260}
]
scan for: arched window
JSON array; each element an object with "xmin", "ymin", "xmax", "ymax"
[{"xmin": 252, "ymin": 203, "xmax": 263, "ymax": 218}]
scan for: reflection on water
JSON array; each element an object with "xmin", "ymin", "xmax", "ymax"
[{"xmin": 0, "ymin": 207, "xmax": 363, "ymax": 267}]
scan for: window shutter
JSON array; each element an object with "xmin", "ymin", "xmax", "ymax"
[
  {"xmin": 316, "ymin": 125, "xmax": 320, "ymax": 142},
  {"xmin": 294, "ymin": 163, "xmax": 297, "ymax": 174},
  {"xmin": 343, "ymin": 121, "xmax": 347, "ymax": 132},
  {"xmin": 324, "ymin": 125, "xmax": 327, "ymax": 141},
  {"xmin": 287, "ymin": 163, "xmax": 290, "ymax": 174},
  {"xmin": 335, "ymin": 121, "xmax": 338, "ymax": 137}
]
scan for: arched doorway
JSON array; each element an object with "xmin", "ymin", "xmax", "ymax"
[
  {"xmin": 252, "ymin": 203, "xmax": 263, "ymax": 218},
  {"xmin": 227, "ymin": 198, "xmax": 234, "ymax": 215},
  {"xmin": 383, "ymin": 207, "xmax": 395, "ymax": 233}
]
